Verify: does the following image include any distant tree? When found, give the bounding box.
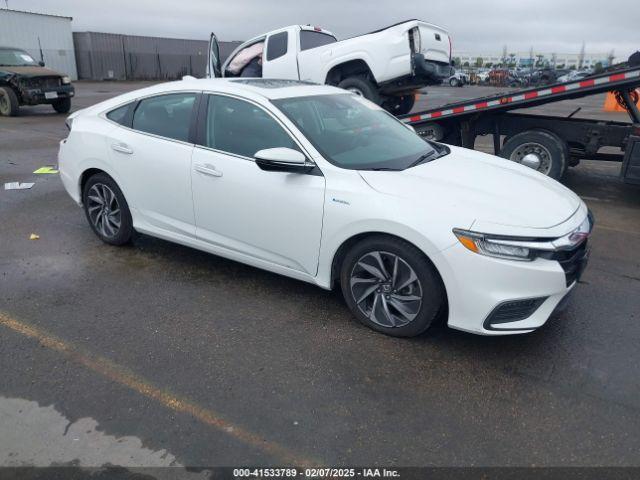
[453,57,461,68]
[463,61,470,67]
[475,57,483,68]
[508,53,516,68]
[569,65,577,70]
[485,62,493,68]
[535,54,545,67]
[556,63,565,69]
[594,61,604,73]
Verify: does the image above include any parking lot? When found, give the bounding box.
[1,81,640,470]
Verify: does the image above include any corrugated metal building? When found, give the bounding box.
[73,32,242,81]
[0,9,78,79]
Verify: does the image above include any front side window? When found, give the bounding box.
[273,94,442,170]
[0,49,38,66]
[300,31,337,51]
[204,95,299,158]
[266,32,288,61]
[132,93,196,142]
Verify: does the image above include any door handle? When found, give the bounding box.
[194,163,223,177]
[111,143,134,154]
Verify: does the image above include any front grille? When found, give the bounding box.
[25,76,61,90]
[548,240,590,286]
[484,297,548,329]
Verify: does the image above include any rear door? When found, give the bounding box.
[105,92,199,237]
[206,32,221,78]
[262,28,300,80]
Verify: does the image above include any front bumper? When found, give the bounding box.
[436,224,591,336]
[20,84,75,105]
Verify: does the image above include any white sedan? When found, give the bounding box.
[59,78,592,337]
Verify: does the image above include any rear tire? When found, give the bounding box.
[384,95,416,115]
[340,235,445,337]
[0,86,19,116]
[52,97,71,114]
[338,76,381,104]
[449,78,459,87]
[500,130,567,180]
[82,173,133,246]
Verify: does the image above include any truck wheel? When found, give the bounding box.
[0,86,19,116]
[338,77,380,104]
[449,78,459,87]
[500,130,567,180]
[52,98,71,114]
[384,95,415,115]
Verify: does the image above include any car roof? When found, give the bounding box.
[161,78,347,100]
[88,78,349,114]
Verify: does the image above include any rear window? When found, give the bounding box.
[300,31,336,51]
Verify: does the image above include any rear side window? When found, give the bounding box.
[204,95,299,158]
[106,104,131,125]
[266,32,288,61]
[132,93,197,142]
[300,31,336,51]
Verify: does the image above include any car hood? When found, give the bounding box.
[0,66,63,77]
[359,145,581,231]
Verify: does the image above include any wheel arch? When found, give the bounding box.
[328,231,449,313]
[325,58,376,85]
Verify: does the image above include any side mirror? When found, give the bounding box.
[254,148,313,173]
[38,61,45,67]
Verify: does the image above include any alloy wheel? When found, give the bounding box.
[86,183,122,238]
[350,251,423,328]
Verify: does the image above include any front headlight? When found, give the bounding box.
[61,76,71,84]
[453,229,532,261]
[453,214,593,262]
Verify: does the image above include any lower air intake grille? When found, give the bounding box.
[484,297,547,329]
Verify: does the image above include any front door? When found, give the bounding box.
[206,32,221,78]
[191,94,325,275]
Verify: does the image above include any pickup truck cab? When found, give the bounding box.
[206,20,453,114]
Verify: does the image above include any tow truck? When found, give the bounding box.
[400,55,640,183]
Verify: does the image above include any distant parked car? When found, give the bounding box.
[556,70,591,83]
[0,47,74,116]
[447,69,469,87]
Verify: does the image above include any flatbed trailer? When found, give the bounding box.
[400,62,640,182]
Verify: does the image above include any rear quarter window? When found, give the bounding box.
[106,104,131,126]
[300,31,337,51]
[266,32,288,61]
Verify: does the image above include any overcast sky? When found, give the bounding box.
[5,0,638,59]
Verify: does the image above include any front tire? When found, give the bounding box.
[52,97,71,114]
[449,78,459,87]
[340,235,445,337]
[337,76,381,105]
[0,86,19,116]
[82,173,133,245]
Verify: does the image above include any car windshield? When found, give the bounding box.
[273,94,445,170]
[0,49,38,66]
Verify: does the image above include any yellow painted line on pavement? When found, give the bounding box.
[0,311,316,466]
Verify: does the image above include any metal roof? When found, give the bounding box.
[0,8,72,20]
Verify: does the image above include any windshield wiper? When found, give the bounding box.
[407,151,437,169]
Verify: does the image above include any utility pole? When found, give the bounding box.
[578,41,585,70]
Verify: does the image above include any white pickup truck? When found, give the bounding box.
[206,20,453,114]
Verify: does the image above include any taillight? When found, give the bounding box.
[409,27,421,54]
